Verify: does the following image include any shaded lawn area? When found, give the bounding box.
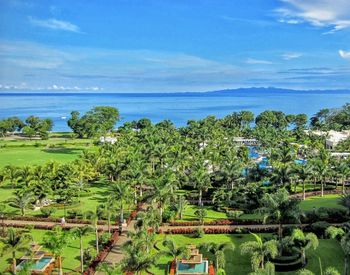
[299,194,344,211]
[151,234,344,275]
[0,182,134,219]
[0,228,96,273]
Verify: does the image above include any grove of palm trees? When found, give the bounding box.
[0,103,350,275]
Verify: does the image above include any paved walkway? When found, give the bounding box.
[95,220,137,275]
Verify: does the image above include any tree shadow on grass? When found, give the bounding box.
[41,148,83,155]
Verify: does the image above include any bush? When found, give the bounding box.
[99,232,112,247]
[162,208,176,223]
[40,207,56,218]
[67,209,83,219]
[83,248,96,266]
[226,210,244,219]
[193,227,205,238]
[310,221,331,238]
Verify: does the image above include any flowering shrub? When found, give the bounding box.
[168,219,263,226]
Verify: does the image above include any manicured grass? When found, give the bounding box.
[150,234,344,275]
[0,228,96,273]
[0,182,134,219]
[300,194,344,211]
[181,205,228,222]
[0,134,95,168]
[0,146,87,168]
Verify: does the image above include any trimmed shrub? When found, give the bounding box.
[40,207,56,218]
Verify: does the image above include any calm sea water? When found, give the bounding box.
[0,90,349,131]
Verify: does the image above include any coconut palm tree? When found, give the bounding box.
[201,242,235,270]
[258,189,301,243]
[121,238,159,275]
[162,239,188,263]
[96,262,121,275]
[43,226,71,275]
[71,225,94,274]
[194,208,207,225]
[326,225,350,275]
[86,208,102,254]
[291,229,319,265]
[3,165,20,188]
[9,191,33,216]
[337,162,350,194]
[110,181,132,234]
[240,233,278,271]
[175,195,188,220]
[191,165,211,206]
[0,228,32,274]
[296,164,313,200]
[249,262,275,275]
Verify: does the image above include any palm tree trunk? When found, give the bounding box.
[59,256,63,275]
[95,226,99,254]
[321,180,324,197]
[12,251,16,275]
[198,189,202,206]
[342,178,346,194]
[80,237,84,274]
[107,211,111,234]
[303,181,306,200]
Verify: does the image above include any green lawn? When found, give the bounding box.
[150,234,344,275]
[181,205,228,222]
[300,194,344,211]
[0,228,96,274]
[0,134,95,168]
[0,182,134,219]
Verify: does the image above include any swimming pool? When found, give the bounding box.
[177,260,208,274]
[17,256,54,271]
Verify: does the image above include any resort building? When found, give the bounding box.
[305,130,350,150]
[233,137,259,146]
[99,136,117,144]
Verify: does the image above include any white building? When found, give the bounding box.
[306,130,350,150]
[100,136,117,144]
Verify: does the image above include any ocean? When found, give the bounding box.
[0,90,349,132]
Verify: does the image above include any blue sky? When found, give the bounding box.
[0,0,349,92]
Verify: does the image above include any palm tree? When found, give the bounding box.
[0,228,32,274]
[327,225,350,275]
[162,239,188,263]
[175,195,188,220]
[201,242,235,270]
[111,182,132,234]
[194,208,207,225]
[337,162,350,194]
[258,189,301,244]
[9,191,33,216]
[249,262,275,275]
[3,165,20,188]
[97,262,121,274]
[191,166,211,206]
[71,225,94,274]
[240,233,278,271]
[291,229,319,265]
[121,239,159,275]
[86,209,101,254]
[296,164,313,200]
[42,226,71,275]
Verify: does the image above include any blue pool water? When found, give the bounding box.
[295,159,307,165]
[177,260,208,273]
[17,256,53,271]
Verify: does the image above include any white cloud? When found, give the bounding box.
[276,0,350,33]
[28,16,81,33]
[339,50,350,59]
[282,52,303,60]
[245,58,273,65]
